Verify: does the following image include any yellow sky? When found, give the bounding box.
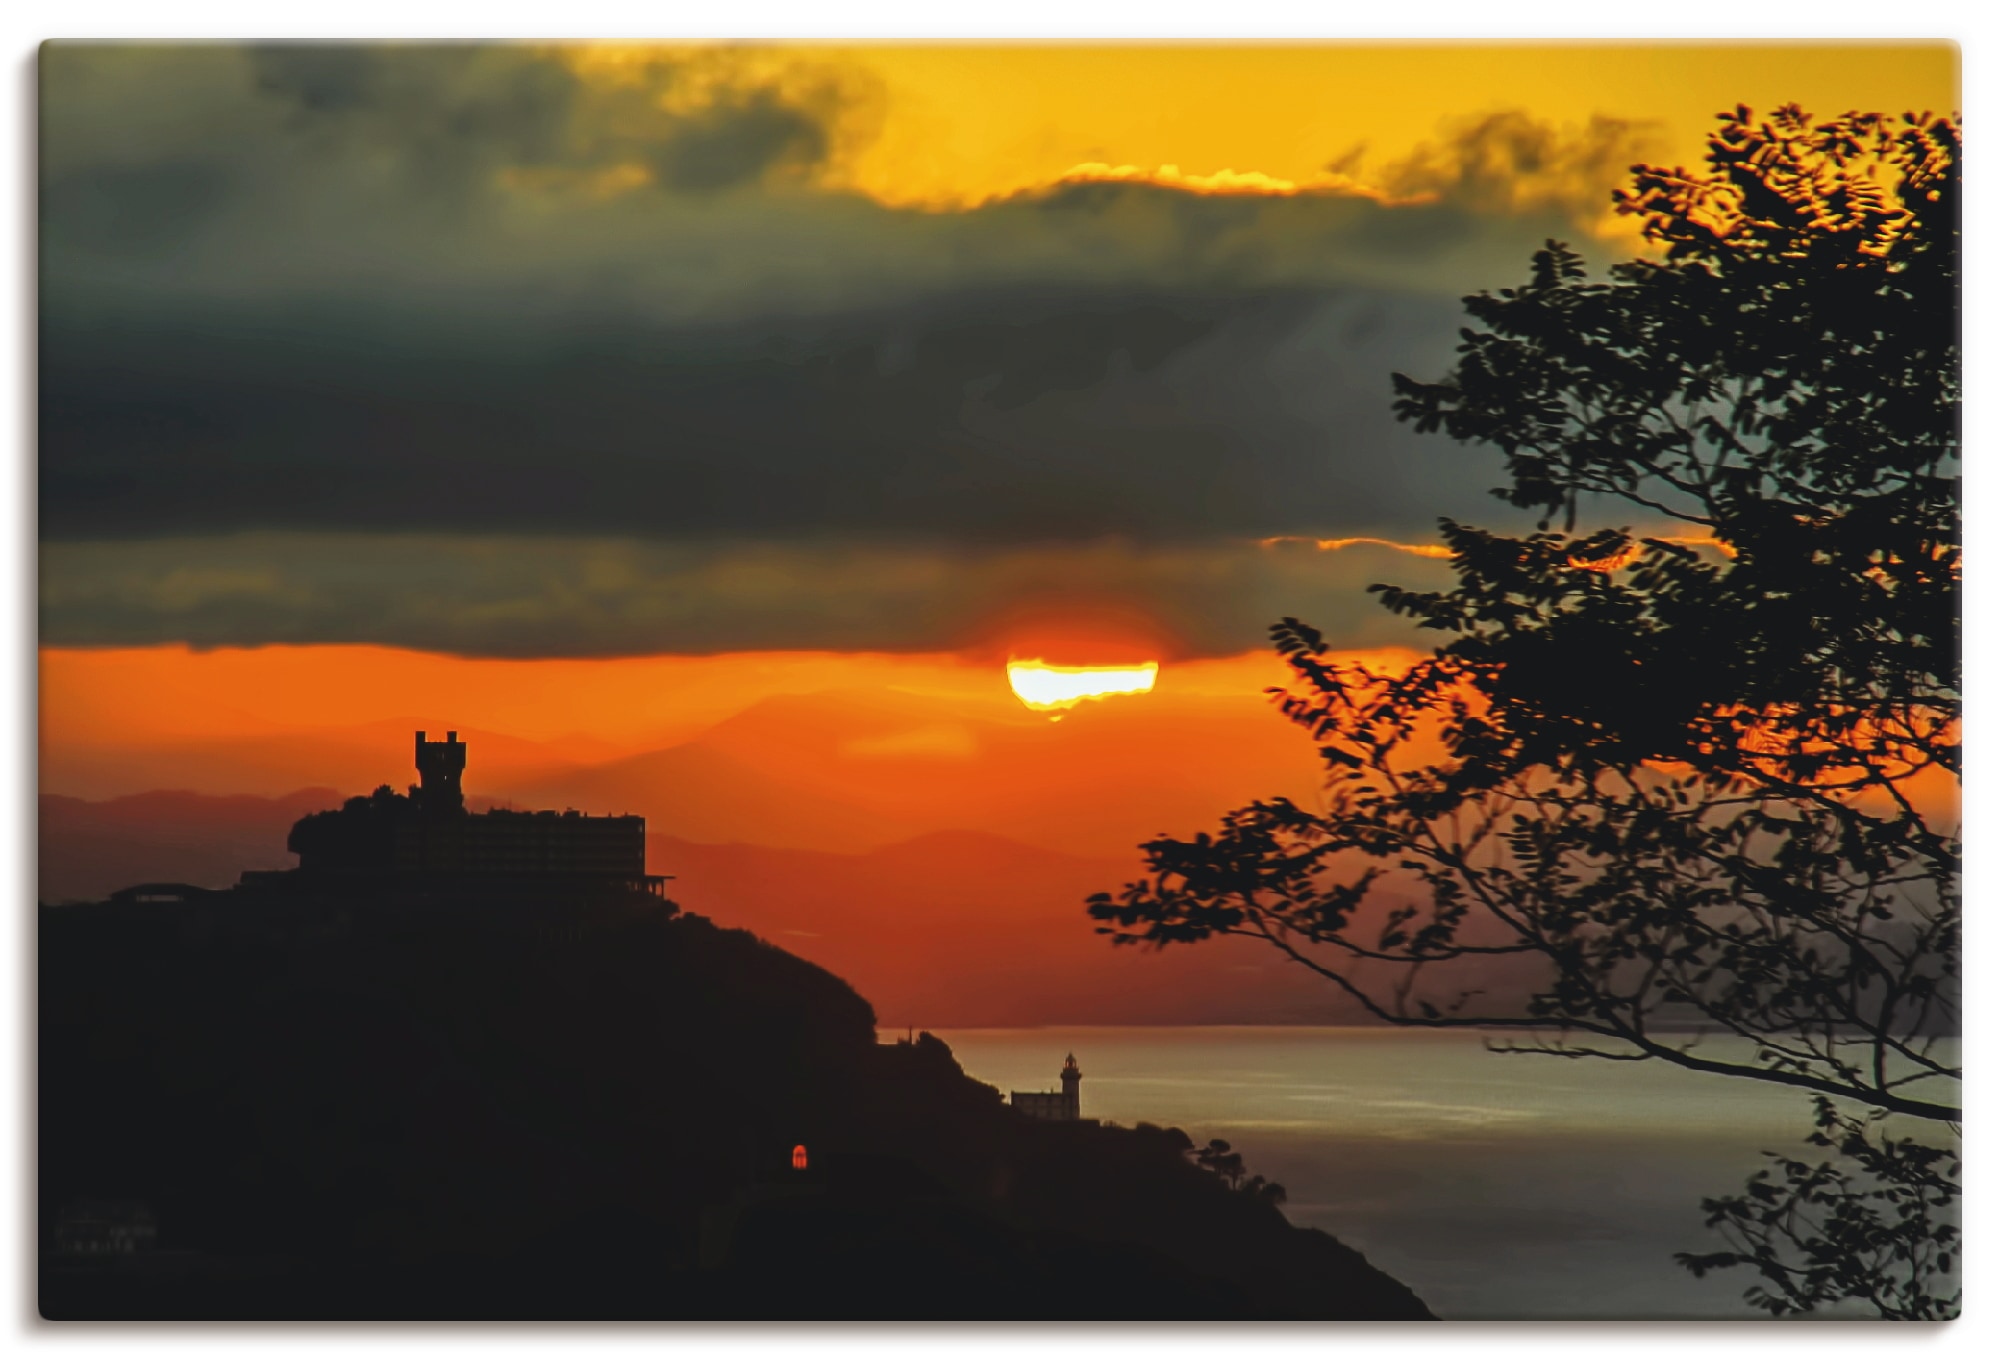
[816,43,1957,205]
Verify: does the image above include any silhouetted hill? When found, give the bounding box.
[36,792,1382,1025]
[40,886,1432,1320]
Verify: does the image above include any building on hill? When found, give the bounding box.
[1011,1054,1083,1121]
[275,730,669,897]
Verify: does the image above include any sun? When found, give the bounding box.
[1006,659,1160,714]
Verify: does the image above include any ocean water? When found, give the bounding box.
[934,1026,1960,1320]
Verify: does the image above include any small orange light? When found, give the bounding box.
[791,1144,808,1171]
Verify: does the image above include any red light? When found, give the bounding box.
[791,1144,808,1171]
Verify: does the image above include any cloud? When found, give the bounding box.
[645,85,830,192]
[40,283,1514,545]
[1372,108,1661,230]
[243,44,873,196]
[37,45,1657,657]
[1047,108,1659,233]
[40,534,1459,660]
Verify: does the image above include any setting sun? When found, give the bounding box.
[1006,659,1160,713]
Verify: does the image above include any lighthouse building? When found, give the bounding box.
[1010,1054,1083,1122]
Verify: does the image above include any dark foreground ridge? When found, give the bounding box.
[41,882,1432,1320]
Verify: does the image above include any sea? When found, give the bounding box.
[933,1026,1960,1321]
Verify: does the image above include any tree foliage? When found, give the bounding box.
[1086,106,1959,1315]
[1190,1137,1287,1207]
[287,783,414,870]
[1676,1096,1960,1319]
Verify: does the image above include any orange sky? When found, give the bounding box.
[568,43,1958,211]
[40,643,1375,846]
[40,643,1395,870]
[40,644,1314,755]
[863,44,1953,200]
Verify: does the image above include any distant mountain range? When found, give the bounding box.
[651,829,1368,1027]
[44,685,1329,858]
[39,682,1471,1024]
[38,788,344,903]
[41,719,613,805]
[490,685,1326,857]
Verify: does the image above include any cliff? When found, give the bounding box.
[40,885,1432,1320]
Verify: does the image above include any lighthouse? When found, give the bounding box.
[1008,1053,1086,1122]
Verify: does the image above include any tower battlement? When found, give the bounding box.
[414,730,467,813]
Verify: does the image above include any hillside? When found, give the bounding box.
[40,885,1433,1320]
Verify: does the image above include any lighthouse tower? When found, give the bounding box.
[1008,1053,1087,1121]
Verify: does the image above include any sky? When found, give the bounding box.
[40,42,1956,672]
[35,39,1960,869]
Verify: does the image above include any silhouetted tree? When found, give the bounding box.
[1193,1138,1247,1190]
[1243,1175,1288,1209]
[1187,1138,1286,1206]
[1676,1096,1959,1319]
[288,784,412,869]
[1089,106,1959,1317]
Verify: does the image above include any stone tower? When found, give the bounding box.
[1059,1053,1082,1121]
[414,730,467,813]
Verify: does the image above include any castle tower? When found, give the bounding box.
[414,730,467,814]
[1059,1053,1082,1121]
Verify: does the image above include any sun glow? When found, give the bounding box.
[1006,659,1160,714]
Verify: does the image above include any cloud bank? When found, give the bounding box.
[40,44,1656,657]
[40,534,1458,660]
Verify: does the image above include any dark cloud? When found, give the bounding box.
[649,86,832,192]
[38,156,235,253]
[40,282,1519,545]
[250,44,391,114]
[1376,108,1660,218]
[37,44,1653,655]
[244,45,853,196]
[39,534,1458,660]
